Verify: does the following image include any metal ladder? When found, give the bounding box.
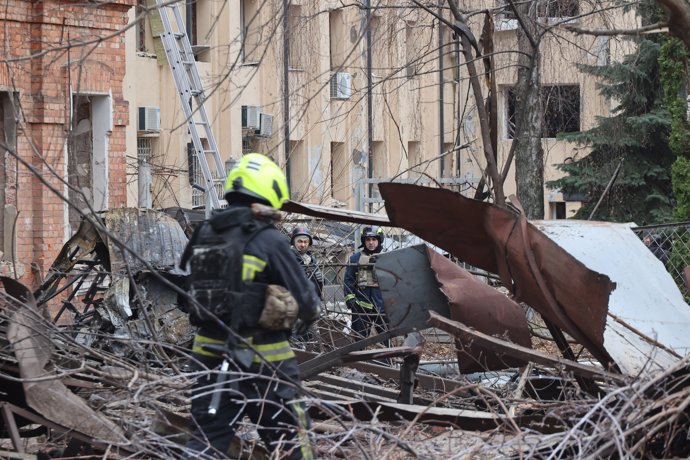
[155,0,225,210]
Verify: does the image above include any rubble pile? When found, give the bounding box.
[1,194,689,458]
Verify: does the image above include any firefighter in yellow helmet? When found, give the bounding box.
[179,153,319,459]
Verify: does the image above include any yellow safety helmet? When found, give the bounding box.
[224,153,290,209]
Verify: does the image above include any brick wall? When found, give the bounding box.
[0,0,135,287]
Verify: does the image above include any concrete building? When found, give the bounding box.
[124,1,636,219]
[0,1,637,286]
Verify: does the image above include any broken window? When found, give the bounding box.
[68,94,110,234]
[538,0,579,18]
[136,1,146,52]
[498,0,578,19]
[505,85,581,139]
[188,0,210,62]
[0,92,18,261]
[69,96,92,234]
[135,0,152,53]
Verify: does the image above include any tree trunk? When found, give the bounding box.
[513,2,544,219]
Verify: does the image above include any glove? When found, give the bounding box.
[346,299,356,311]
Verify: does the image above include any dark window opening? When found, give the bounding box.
[506,85,580,139]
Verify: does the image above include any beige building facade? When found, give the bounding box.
[124,1,637,218]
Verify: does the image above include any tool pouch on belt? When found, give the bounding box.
[259,285,299,330]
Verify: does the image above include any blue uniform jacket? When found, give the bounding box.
[343,251,384,313]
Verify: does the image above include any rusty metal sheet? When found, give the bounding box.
[2,277,127,444]
[283,201,390,225]
[102,208,189,274]
[376,244,531,372]
[378,183,617,370]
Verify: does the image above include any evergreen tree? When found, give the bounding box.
[548,38,674,225]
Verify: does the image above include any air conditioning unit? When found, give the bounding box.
[138,106,160,132]
[241,105,261,131]
[330,72,352,100]
[258,113,273,137]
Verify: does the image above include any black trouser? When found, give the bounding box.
[349,301,390,347]
[185,352,313,459]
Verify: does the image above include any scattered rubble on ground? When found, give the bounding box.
[1,186,690,459]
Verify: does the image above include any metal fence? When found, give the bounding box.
[632,221,690,300]
[279,212,489,359]
[280,211,690,355]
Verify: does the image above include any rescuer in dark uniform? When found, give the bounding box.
[180,153,320,459]
[343,225,388,341]
[290,225,324,300]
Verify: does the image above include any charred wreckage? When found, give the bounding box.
[1,183,690,459]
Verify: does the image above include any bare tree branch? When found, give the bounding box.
[563,21,670,38]
[657,0,690,49]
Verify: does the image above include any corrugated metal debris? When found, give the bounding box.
[1,188,689,458]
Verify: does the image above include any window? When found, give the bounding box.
[329,9,345,71]
[136,0,148,53]
[441,24,459,83]
[499,0,578,19]
[496,0,578,30]
[187,138,211,208]
[372,141,386,179]
[137,137,152,164]
[405,24,421,78]
[370,16,388,77]
[0,92,17,260]
[549,201,566,219]
[288,140,306,200]
[287,5,305,70]
[330,142,348,203]
[505,85,580,139]
[137,138,154,208]
[538,0,579,18]
[69,94,110,234]
[241,0,260,64]
[189,0,210,62]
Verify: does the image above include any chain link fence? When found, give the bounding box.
[279,212,493,360]
[280,212,690,355]
[632,222,690,301]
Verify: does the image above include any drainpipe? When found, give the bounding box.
[438,6,445,178]
[366,0,373,212]
[283,0,291,188]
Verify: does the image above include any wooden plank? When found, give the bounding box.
[428,311,626,384]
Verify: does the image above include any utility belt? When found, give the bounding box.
[188,282,299,332]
